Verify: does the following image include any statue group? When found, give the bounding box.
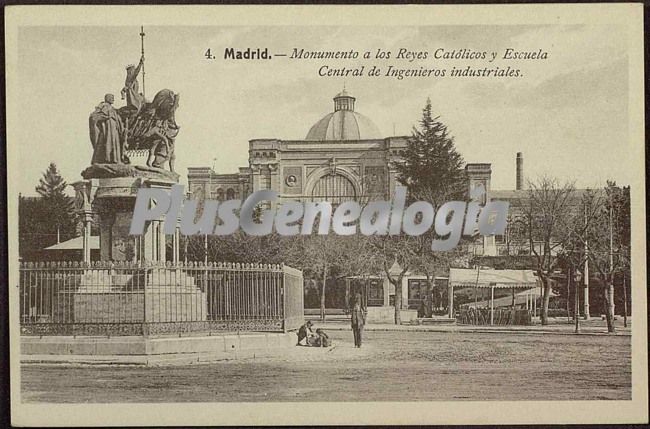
[88,55,180,172]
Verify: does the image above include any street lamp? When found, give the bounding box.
[205,158,217,265]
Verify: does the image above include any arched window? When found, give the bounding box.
[226,188,235,200]
[310,173,356,205]
[216,188,224,201]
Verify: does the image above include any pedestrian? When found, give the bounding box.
[418,299,426,318]
[351,293,365,348]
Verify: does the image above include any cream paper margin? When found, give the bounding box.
[5,4,647,426]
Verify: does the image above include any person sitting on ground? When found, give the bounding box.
[297,321,316,346]
[315,328,331,347]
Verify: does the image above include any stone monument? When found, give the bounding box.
[70,39,205,324]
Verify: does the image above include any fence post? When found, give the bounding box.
[142,261,148,337]
[490,285,494,326]
[282,264,287,333]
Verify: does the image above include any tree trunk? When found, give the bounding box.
[393,277,402,325]
[320,266,328,321]
[573,265,580,333]
[609,281,616,321]
[425,278,434,318]
[540,276,551,325]
[603,280,616,333]
[622,274,628,328]
[566,272,571,324]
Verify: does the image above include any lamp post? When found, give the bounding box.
[583,205,590,319]
[184,190,191,264]
[573,266,580,333]
[205,158,217,265]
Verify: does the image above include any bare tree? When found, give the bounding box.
[515,177,576,325]
[368,234,417,324]
[573,183,630,333]
[557,189,603,332]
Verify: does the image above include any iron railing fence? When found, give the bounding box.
[457,307,532,326]
[19,261,304,336]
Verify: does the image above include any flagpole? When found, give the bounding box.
[140,26,146,98]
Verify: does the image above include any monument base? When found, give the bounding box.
[81,163,179,182]
[73,168,179,264]
[21,332,296,366]
[72,270,207,323]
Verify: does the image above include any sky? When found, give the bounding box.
[13,24,631,196]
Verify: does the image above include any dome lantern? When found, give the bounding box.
[306,90,382,141]
[333,89,355,112]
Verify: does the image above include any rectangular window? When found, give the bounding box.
[367,279,383,307]
[408,279,428,308]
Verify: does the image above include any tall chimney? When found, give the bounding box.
[516,152,524,190]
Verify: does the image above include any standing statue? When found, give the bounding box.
[89,94,129,164]
[145,118,179,172]
[121,56,145,113]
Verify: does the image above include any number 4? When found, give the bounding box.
[205,48,213,59]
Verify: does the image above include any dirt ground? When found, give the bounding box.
[21,330,631,402]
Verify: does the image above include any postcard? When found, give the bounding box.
[5,4,647,426]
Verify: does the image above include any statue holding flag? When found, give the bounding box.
[86,26,181,174]
[121,56,145,113]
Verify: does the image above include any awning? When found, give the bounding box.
[45,236,99,251]
[449,268,538,289]
[462,286,557,308]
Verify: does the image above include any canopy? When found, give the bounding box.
[45,236,99,251]
[448,268,538,289]
[462,286,557,309]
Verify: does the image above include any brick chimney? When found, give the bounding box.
[516,152,524,191]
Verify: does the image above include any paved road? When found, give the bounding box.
[21,330,630,402]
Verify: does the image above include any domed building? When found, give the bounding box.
[188,89,497,322]
[188,90,412,206]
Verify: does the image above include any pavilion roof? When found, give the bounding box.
[45,236,99,251]
[449,268,538,289]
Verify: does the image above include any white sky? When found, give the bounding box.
[14,24,631,195]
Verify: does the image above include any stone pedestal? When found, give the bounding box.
[73,165,180,264]
[142,270,208,322]
[72,269,207,323]
[70,164,207,325]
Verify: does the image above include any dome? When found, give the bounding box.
[305,91,382,140]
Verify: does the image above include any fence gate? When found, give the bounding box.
[282,264,304,332]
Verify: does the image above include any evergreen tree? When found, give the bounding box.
[19,195,49,260]
[371,99,468,323]
[396,98,466,203]
[397,99,468,317]
[33,163,76,246]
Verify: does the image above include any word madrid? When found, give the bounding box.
[129,185,509,251]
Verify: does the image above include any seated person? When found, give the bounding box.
[297,321,316,346]
[315,328,331,347]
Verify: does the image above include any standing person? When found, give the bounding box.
[351,293,365,348]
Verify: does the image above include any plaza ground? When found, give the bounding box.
[21,329,630,402]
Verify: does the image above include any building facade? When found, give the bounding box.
[188,90,502,321]
[188,90,416,206]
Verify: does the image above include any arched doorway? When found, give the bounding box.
[310,173,357,205]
